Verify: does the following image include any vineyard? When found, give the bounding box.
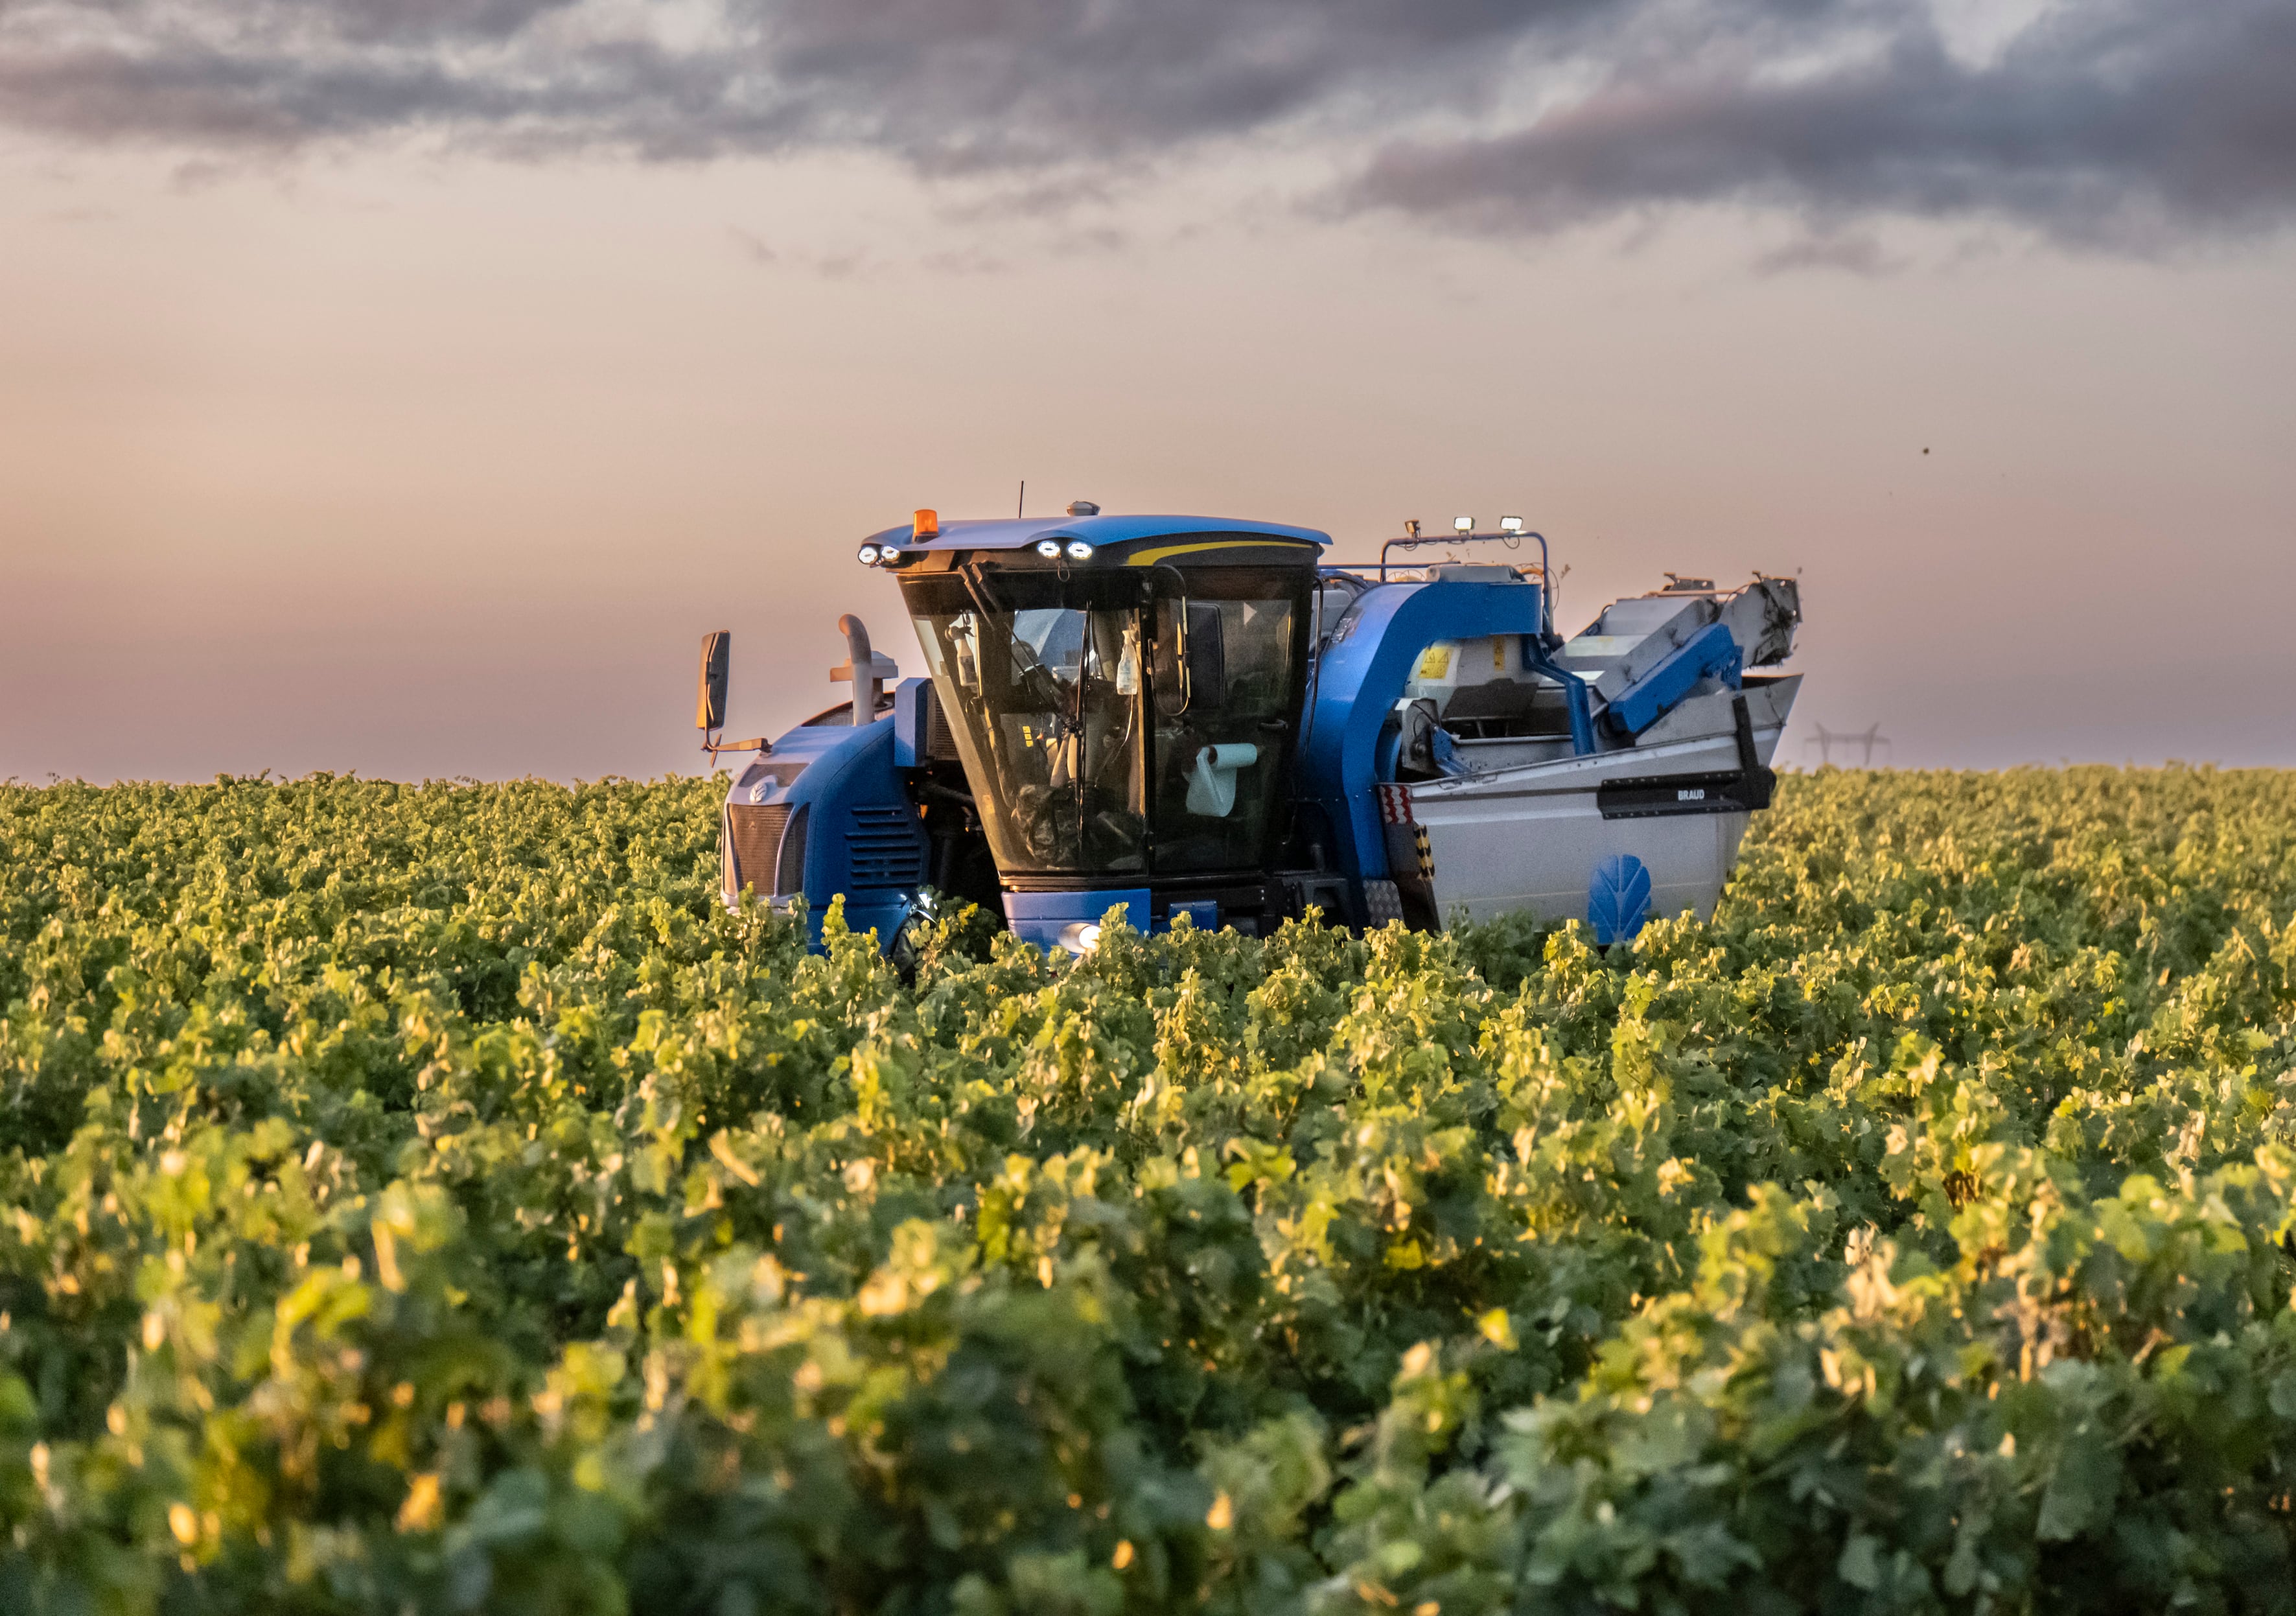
[3,767,2295,1613]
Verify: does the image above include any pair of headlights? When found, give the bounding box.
[855,539,1096,567]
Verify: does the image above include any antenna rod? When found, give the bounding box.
[1017,480,1025,519]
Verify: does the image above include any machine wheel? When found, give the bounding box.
[887,896,932,979]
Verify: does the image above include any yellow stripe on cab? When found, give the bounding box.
[1125,539,1317,567]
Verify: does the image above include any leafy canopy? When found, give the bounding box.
[2,767,2295,1613]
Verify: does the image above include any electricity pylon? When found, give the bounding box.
[1805,723,1892,767]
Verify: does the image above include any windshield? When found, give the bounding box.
[906,566,1306,880]
[913,585,1148,873]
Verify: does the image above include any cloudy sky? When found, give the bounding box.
[4,0,2291,779]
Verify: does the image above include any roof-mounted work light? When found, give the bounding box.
[1065,541,1095,561]
[877,548,904,566]
[1453,515,1475,533]
[1500,515,1525,533]
[856,544,881,565]
[1035,539,1063,559]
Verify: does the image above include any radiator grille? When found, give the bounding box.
[846,804,926,889]
[725,803,791,900]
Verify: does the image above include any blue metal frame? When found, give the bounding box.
[1520,641,1597,755]
[730,716,927,948]
[1603,622,1743,735]
[1296,579,1547,883]
[1003,889,1152,952]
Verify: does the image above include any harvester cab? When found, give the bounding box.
[699,504,1801,954]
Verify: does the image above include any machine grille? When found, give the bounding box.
[846,804,926,889]
[725,804,790,900]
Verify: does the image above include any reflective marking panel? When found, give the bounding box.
[1124,539,1319,567]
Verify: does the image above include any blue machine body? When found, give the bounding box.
[890,677,933,769]
[721,716,926,947]
[717,511,1799,954]
[1002,888,1152,953]
[1603,621,1743,735]
[1296,578,1546,882]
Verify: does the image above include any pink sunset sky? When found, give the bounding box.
[3,0,2291,780]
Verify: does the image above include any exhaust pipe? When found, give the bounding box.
[832,614,898,725]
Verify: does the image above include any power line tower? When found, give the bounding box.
[1805,723,1892,767]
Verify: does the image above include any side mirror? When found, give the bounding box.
[697,631,729,731]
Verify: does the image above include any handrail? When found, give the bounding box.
[1374,528,1536,583]
[1329,529,1560,646]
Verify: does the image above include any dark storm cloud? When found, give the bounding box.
[1346,0,2296,246]
[0,0,1597,163]
[2,0,2291,245]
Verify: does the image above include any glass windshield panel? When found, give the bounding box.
[911,580,1146,875]
[907,565,1305,880]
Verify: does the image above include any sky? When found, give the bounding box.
[2,0,2292,782]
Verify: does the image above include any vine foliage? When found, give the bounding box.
[1,767,2295,1613]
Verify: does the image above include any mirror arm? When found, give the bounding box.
[703,734,771,765]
